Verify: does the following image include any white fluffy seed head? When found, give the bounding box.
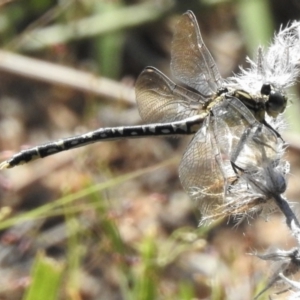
[228,21,300,95]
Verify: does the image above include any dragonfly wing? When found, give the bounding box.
[135,66,207,123]
[171,11,223,96]
[179,117,230,217]
[179,96,281,219]
[231,121,281,180]
[214,96,286,212]
[212,96,279,168]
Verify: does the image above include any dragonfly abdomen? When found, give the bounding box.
[0,115,204,169]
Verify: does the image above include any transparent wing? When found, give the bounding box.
[179,118,228,216]
[212,96,259,159]
[213,96,279,168]
[171,11,223,96]
[135,67,207,123]
[179,96,279,218]
[232,122,279,171]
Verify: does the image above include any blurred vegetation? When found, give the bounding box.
[0,0,298,299]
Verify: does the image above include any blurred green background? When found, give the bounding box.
[0,0,299,299]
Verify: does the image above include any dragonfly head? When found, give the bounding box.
[261,83,287,118]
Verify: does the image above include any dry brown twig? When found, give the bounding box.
[0,50,136,104]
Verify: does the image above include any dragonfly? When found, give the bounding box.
[0,11,289,221]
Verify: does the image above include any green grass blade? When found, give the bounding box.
[23,252,64,300]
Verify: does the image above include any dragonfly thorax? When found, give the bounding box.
[228,84,287,123]
[230,89,266,122]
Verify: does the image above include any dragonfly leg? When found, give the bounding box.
[230,160,244,175]
[230,126,252,168]
[262,119,284,142]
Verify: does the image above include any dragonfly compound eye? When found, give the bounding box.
[260,83,271,95]
[266,91,287,118]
